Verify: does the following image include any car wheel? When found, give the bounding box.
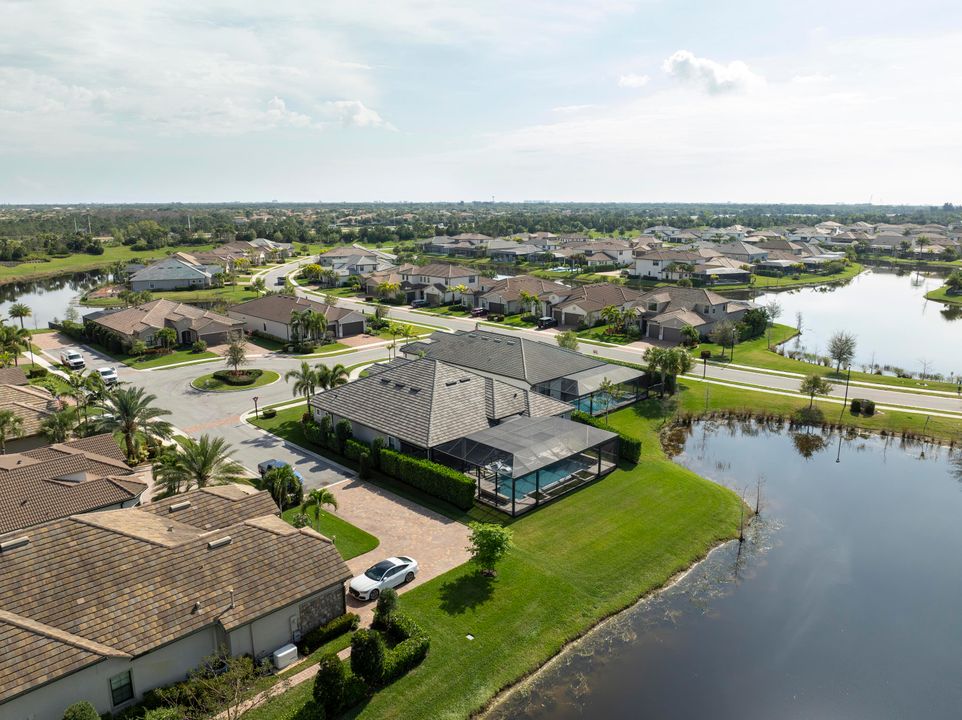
[405,572,415,584]
[369,589,379,601]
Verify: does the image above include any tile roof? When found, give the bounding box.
[0,488,350,702]
[88,299,243,338]
[553,283,644,312]
[229,294,361,326]
[401,329,607,385]
[309,358,570,449]
[480,275,571,303]
[0,383,57,437]
[402,263,476,279]
[141,485,280,530]
[0,367,28,386]
[0,434,147,534]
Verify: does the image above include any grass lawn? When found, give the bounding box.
[81,284,259,308]
[296,341,350,356]
[413,304,471,317]
[577,323,641,344]
[696,324,960,393]
[280,504,379,560]
[246,402,743,720]
[191,369,280,392]
[728,262,863,290]
[0,244,214,285]
[924,285,962,305]
[247,334,286,352]
[114,347,219,369]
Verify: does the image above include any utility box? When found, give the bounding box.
[273,643,298,670]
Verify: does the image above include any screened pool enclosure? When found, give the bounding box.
[434,416,619,516]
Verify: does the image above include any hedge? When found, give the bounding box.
[298,612,360,655]
[384,449,475,510]
[212,369,263,386]
[571,410,641,463]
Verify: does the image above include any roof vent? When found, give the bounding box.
[394,382,405,389]
[458,378,470,384]
[506,341,516,345]
[380,378,391,384]
[0,536,30,552]
[207,536,232,550]
[409,387,421,394]
[169,500,191,513]
[445,380,457,387]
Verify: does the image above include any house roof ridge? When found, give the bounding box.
[0,609,130,659]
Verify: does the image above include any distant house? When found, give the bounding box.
[0,382,58,451]
[0,434,148,534]
[718,241,769,264]
[422,233,494,257]
[477,275,572,316]
[317,245,394,282]
[229,294,367,340]
[86,299,244,348]
[0,484,351,718]
[550,283,644,327]
[633,248,721,280]
[632,287,754,343]
[397,263,479,305]
[401,329,648,415]
[485,238,542,262]
[129,256,219,292]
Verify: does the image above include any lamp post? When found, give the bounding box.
[838,364,852,422]
[253,396,260,420]
[701,350,711,411]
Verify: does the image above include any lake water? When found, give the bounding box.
[0,272,107,328]
[487,421,962,720]
[755,269,961,378]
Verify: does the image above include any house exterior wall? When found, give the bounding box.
[228,312,293,341]
[130,276,210,292]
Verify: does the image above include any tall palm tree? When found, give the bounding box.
[303,487,338,530]
[284,361,319,402]
[7,303,31,329]
[303,310,328,345]
[63,369,93,434]
[0,409,24,454]
[97,387,173,461]
[258,464,301,511]
[155,435,246,496]
[0,324,29,367]
[40,408,76,443]
[316,362,349,391]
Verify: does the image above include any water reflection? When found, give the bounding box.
[488,423,962,720]
[0,272,106,327]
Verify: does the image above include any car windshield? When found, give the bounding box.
[364,561,395,580]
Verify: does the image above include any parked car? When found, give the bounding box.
[348,556,419,601]
[257,459,304,481]
[59,348,85,370]
[470,307,487,317]
[537,316,558,329]
[96,367,118,385]
[275,276,286,286]
[410,299,428,308]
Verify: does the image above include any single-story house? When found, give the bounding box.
[402,329,648,415]
[86,299,245,348]
[485,239,542,262]
[477,275,572,316]
[718,241,769,264]
[0,434,148,535]
[551,283,645,327]
[228,294,367,340]
[421,234,494,257]
[317,245,395,282]
[631,287,754,343]
[0,382,59,452]
[0,484,351,719]
[130,256,220,292]
[309,358,617,515]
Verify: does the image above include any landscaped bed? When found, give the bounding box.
[191,369,280,392]
[280,504,379,560]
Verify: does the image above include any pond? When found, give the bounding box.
[0,271,108,328]
[487,421,962,720]
[755,268,961,378]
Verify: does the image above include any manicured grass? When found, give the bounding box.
[247,405,743,720]
[414,304,471,317]
[577,323,641,344]
[128,348,220,369]
[0,244,214,284]
[280,504,379,560]
[925,285,962,305]
[82,284,259,308]
[191,369,280,392]
[695,324,959,393]
[729,262,863,290]
[247,335,286,352]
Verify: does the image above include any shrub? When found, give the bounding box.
[383,635,431,683]
[380,449,474,509]
[191,339,208,353]
[298,613,360,654]
[850,398,863,415]
[379,448,400,478]
[62,701,99,720]
[312,654,346,716]
[372,588,398,629]
[340,670,371,711]
[370,436,384,468]
[793,405,825,425]
[335,419,353,451]
[27,365,48,379]
[261,408,277,419]
[130,339,148,357]
[861,399,876,416]
[571,410,641,463]
[212,368,263,386]
[144,709,183,720]
[344,438,369,462]
[358,450,372,480]
[350,629,386,686]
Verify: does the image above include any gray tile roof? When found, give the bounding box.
[309,358,570,449]
[229,294,362,326]
[402,330,606,385]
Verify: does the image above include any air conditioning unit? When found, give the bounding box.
[273,643,298,670]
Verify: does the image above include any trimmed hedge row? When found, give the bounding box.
[381,449,475,510]
[212,369,263,386]
[349,612,429,687]
[571,410,641,463]
[298,612,360,655]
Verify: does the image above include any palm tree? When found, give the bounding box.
[597,377,621,424]
[7,303,31,329]
[97,387,173,461]
[518,290,539,318]
[0,409,24,453]
[600,304,621,331]
[303,487,338,530]
[376,281,400,300]
[450,284,469,307]
[661,347,694,395]
[303,310,328,345]
[258,464,301,511]
[316,362,349,391]
[155,435,246,496]
[40,408,76,443]
[0,324,29,366]
[643,346,669,396]
[63,370,92,433]
[285,361,319,402]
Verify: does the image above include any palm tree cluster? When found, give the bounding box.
[600,305,638,336]
[643,346,694,396]
[284,361,350,403]
[155,435,246,497]
[97,386,173,461]
[0,322,30,367]
[290,309,328,348]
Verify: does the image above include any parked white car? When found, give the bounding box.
[96,367,118,385]
[348,556,419,601]
[59,348,85,370]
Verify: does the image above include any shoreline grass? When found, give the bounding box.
[924,285,962,306]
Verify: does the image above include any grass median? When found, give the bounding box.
[191,369,280,392]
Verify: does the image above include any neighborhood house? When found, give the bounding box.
[228,294,367,341]
[85,299,245,349]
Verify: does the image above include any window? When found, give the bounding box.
[109,670,134,706]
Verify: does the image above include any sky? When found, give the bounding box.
[2,0,961,205]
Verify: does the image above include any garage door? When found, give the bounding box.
[340,321,365,337]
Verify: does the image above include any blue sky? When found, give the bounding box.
[2,0,961,204]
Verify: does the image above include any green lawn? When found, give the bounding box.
[246,404,743,720]
[280,505,379,560]
[413,304,471,317]
[82,284,259,308]
[731,262,863,290]
[0,244,214,284]
[577,323,641,344]
[695,324,959,393]
[191,369,280,392]
[924,285,962,305]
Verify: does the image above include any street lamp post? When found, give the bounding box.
[838,364,852,422]
[253,396,260,420]
[701,350,711,411]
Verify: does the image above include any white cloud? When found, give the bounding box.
[552,104,598,113]
[617,73,649,88]
[662,50,763,94]
[324,100,394,129]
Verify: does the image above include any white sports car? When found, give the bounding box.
[348,556,419,601]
